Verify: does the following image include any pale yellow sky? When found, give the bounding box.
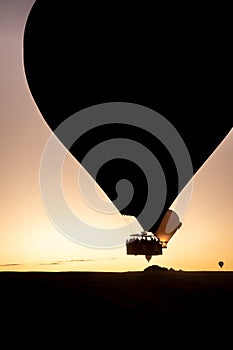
[0,1,232,272]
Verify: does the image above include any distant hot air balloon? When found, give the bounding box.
[218,261,224,269]
[154,210,182,247]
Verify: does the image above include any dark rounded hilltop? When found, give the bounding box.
[144,264,177,272]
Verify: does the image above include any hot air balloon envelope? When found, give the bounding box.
[218,261,224,268]
[24,1,232,235]
[154,210,182,247]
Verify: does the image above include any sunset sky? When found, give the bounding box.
[1,1,232,272]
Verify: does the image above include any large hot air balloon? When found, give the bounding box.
[23,1,232,242]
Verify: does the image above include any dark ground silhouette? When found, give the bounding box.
[1,269,233,330]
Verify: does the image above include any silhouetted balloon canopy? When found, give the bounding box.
[218,261,224,268]
[24,1,232,233]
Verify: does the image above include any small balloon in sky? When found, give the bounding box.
[218,261,224,268]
